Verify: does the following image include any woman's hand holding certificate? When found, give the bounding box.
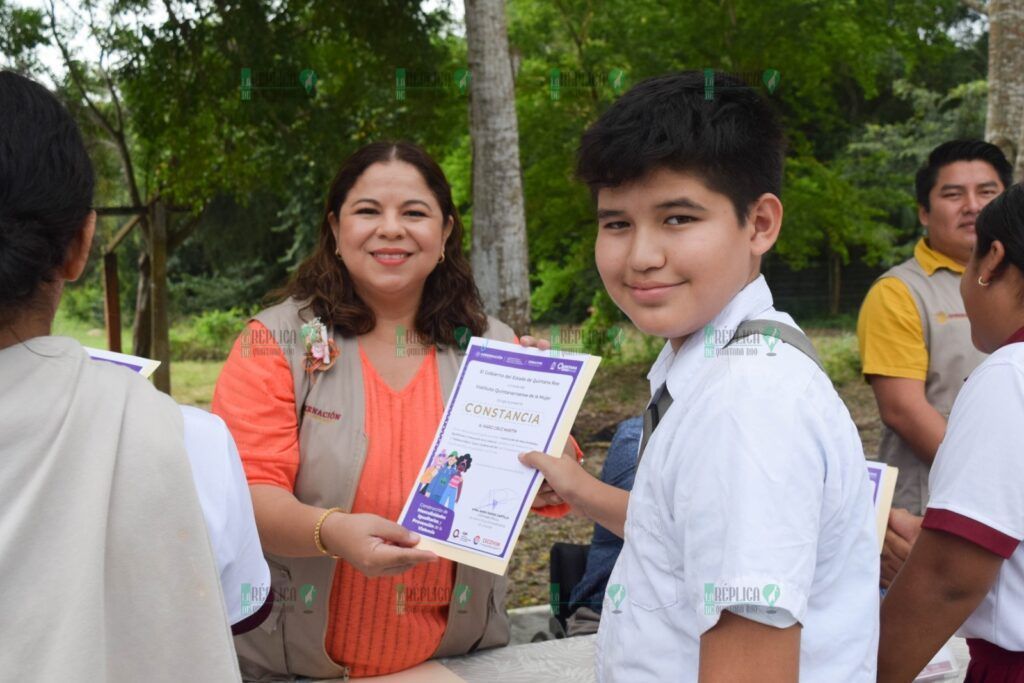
[321,512,438,577]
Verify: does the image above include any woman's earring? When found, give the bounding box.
[979,276,990,287]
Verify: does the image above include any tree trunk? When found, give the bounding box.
[984,0,1024,181]
[132,248,152,358]
[465,0,532,334]
[150,200,171,393]
[829,251,842,317]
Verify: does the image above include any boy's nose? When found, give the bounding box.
[627,227,667,270]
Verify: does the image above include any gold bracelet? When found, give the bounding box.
[314,507,343,559]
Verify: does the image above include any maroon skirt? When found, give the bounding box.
[966,639,1024,683]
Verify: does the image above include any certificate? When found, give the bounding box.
[866,461,898,553]
[397,337,600,575]
[85,346,161,378]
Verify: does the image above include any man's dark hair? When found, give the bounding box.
[915,140,1013,211]
[0,70,95,321]
[975,183,1024,283]
[576,70,786,223]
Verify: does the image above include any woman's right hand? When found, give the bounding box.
[321,512,439,577]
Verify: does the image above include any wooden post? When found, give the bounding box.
[102,251,121,353]
[150,200,171,394]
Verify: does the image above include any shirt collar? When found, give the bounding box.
[647,274,775,403]
[1001,326,1024,348]
[915,237,966,275]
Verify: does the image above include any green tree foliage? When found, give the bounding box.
[2,0,990,329]
[839,79,988,255]
[506,0,984,321]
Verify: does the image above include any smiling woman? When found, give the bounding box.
[210,141,575,680]
[278,141,487,344]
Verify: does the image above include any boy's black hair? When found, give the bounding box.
[0,71,95,319]
[915,140,1013,211]
[576,70,786,223]
[975,183,1024,283]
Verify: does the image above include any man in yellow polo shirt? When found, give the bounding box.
[858,140,1013,515]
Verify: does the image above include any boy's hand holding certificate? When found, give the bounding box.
[397,337,600,575]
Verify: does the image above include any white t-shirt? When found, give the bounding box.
[595,275,880,683]
[924,340,1024,650]
[180,406,271,631]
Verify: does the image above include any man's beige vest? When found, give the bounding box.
[876,257,986,515]
[235,298,516,681]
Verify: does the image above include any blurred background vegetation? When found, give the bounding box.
[2,0,994,356]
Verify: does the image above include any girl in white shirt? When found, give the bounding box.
[879,182,1024,683]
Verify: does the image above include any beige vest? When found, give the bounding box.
[0,337,241,682]
[876,258,987,514]
[235,298,516,681]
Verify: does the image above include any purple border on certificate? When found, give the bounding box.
[92,357,145,373]
[866,463,882,505]
[400,343,584,559]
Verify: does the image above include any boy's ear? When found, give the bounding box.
[747,193,783,257]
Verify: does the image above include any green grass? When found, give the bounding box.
[53,307,226,408]
[51,308,129,348]
[172,360,225,409]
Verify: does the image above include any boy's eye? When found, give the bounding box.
[601,221,630,230]
[666,215,696,225]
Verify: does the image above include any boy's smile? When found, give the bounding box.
[594,167,782,350]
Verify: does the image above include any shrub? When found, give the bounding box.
[816,333,862,386]
[170,307,247,361]
[61,280,106,326]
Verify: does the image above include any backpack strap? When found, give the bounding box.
[636,319,824,468]
[726,319,824,372]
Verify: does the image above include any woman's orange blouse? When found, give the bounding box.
[212,321,575,676]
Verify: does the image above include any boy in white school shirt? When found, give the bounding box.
[521,71,880,682]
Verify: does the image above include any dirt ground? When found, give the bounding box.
[505,360,883,608]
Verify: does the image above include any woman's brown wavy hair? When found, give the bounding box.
[271,141,488,345]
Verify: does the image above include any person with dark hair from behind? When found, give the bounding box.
[0,70,269,681]
[878,183,1024,682]
[520,70,878,682]
[563,416,642,637]
[858,141,1011,530]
